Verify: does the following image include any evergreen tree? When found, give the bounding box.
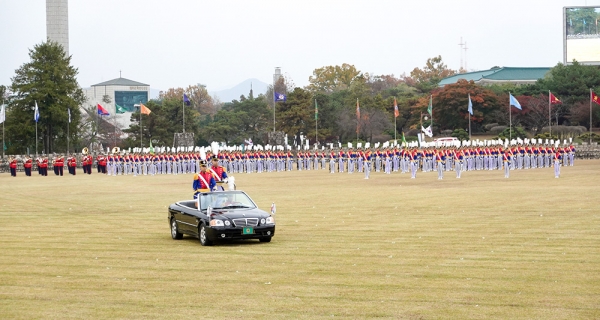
[8,40,85,154]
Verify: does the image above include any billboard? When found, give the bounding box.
[114,91,148,112]
[564,6,600,65]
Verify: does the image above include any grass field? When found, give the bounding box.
[1,161,599,319]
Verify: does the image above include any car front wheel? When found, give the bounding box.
[199,224,213,246]
[171,219,183,240]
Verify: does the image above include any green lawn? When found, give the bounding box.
[0,161,599,319]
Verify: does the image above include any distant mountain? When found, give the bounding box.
[211,78,269,103]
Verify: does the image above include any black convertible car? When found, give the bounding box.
[168,190,275,246]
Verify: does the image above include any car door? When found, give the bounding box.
[176,206,196,234]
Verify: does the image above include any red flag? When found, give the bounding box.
[394,98,399,118]
[97,103,109,115]
[592,91,600,106]
[549,92,561,104]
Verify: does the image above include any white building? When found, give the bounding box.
[82,77,150,129]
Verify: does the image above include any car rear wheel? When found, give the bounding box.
[259,236,272,243]
[171,218,183,240]
[199,224,213,246]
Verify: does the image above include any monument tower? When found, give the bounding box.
[46,0,69,55]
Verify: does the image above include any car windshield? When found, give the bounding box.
[199,191,257,210]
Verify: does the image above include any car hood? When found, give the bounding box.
[211,208,270,219]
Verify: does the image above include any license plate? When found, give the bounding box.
[242,227,254,235]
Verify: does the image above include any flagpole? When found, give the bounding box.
[182,94,185,133]
[548,90,552,137]
[2,99,4,158]
[140,101,143,148]
[67,112,70,156]
[315,99,318,146]
[468,112,471,141]
[35,101,38,157]
[356,98,359,145]
[430,95,433,137]
[394,97,397,142]
[591,88,593,144]
[113,110,116,148]
[509,92,512,141]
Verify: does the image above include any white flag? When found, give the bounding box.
[68,108,71,123]
[0,104,5,124]
[421,125,433,138]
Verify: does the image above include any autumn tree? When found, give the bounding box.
[415,79,500,133]
[160,84,217,117]
[410,55,456,93]
[515,95,553,134]
[307,63,364,93]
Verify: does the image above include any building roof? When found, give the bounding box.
[91,77,149,87]
[481,67,551,81]
[439,67,551,86]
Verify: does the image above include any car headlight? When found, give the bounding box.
[260,218,266,225]
[210,219,224,227]
[224,220,231,226]
[266,216,275,224]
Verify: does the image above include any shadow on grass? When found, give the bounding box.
[176,235,266,247]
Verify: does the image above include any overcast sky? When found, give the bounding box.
[2,0,600,93]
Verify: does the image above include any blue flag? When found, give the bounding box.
[183,93,191,106]
[34,101,40,122]
[467,93,473,115]
[509,93,522,110]
[274,92,287,102]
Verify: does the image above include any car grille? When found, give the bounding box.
[232,218,259,227]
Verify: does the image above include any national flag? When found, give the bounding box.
[97,103,110,116]
[68,108,71,123]
[549,92,561,104]
[421,125,433,138]
[509,93,522,110]
[34,101,40,122]
[315,100,318,120]
[116,104,127,114]
[401,132,407,146]
[356,98,360,119]
[149,140,154,155]
[274,92,287,102]
[0,104,5,124]
[592,91,600,105]
[468,93,473,115]
[183,93,191,106]
[140,103,152,115]
[270,202,276,214]
[394,98,399,118]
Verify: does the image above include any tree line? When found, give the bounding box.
[3,41,600,155]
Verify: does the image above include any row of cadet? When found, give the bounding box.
[6,144,576,179]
